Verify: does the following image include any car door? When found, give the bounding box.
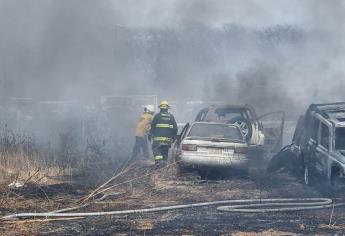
[315,120,332,176]
[306,114,320,173]
[258,111,285,153]
[169,123,190,163]
[194,108,209,122]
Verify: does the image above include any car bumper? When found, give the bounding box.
[179,154,248,169]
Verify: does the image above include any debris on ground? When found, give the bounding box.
[8,181,23,189]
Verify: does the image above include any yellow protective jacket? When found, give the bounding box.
[135,112,153,137]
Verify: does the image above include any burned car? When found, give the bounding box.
[291,102,345,188]
[269,102,345,189]
[194,104,285,153]
[173,122,249,173]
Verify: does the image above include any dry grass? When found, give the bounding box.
[132,219,155,230]
[0,126,70,186]
[318,223,345,230]
[0,121,131,187]
[0,158,67,190]
[0,221,40,236]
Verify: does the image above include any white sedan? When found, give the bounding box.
[174,122,249,172]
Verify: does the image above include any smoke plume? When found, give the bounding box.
[0,0,344,116]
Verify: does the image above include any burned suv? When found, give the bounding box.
[291,102,345,188]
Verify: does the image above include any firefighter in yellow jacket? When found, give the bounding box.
[131,105,155,160]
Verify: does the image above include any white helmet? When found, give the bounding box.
[144,105,155,113]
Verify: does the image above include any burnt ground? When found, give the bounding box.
[1,159,345,235]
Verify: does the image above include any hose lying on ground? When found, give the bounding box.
[2,198,345,220]
[49,191,124,214]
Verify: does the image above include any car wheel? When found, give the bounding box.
[228,117,253,141]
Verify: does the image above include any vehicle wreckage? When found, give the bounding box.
[170,104,285,174]
[268,102,345,189]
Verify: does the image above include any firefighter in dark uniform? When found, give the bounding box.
[150,100,178,167]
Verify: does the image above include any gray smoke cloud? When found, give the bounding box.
[0,0,344,117]
[1,0,345,177]
[110,0,345,30]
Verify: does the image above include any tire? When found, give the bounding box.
[228,117,253,141]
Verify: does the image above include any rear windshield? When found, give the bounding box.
[335,127,345,150]
[187,123,243,140]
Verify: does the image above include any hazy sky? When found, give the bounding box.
[109,0,345,30]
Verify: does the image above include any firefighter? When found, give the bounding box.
[150,100,178,167]
[131,105,155,160]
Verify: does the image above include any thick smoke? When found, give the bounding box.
[0,0,344,113]
[0,0,344,180]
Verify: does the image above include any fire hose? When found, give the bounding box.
[2,160,344,220]
[2,198,345,220]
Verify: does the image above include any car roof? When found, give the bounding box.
[206,103,252,109]
[192,122,239,128]
[308,102,345,124]
[201,104,257,116]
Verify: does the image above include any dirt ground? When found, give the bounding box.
[1,159,345,236]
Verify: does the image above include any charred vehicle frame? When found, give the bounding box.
[289,102,345,188]
[194,104,285,154]
[169,104,285,176]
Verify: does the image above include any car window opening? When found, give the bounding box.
[187,123,243,140]
[335,127,345,150]
[310,117,319,141]
[215,108,249,122]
